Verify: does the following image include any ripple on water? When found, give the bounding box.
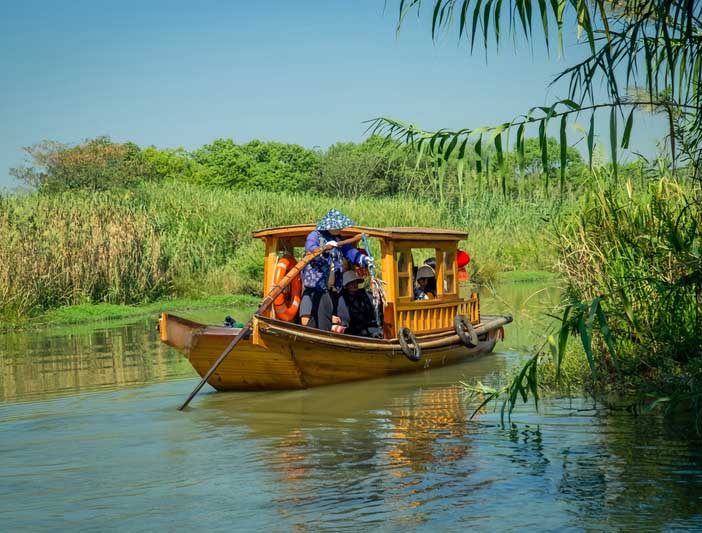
[2,306,702,530]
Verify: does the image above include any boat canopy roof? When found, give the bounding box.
[251,224,467,242]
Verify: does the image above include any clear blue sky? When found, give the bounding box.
[0,0,666,189]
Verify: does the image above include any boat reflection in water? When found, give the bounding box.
[0,318,195,403]
[191,356,504,527]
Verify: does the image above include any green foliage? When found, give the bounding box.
[504,137,587,188]
[317,136,418,197]
[19,294,258,330]
[10,136,161,192]
[140,146,204,181]
[380,0,702,191]
[467,176,702,427]
[189,138,320,192]
[0,181,555,321]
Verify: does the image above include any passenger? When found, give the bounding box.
[423,258,438,295]
[414,264,436,300]
[299,209,372,331]
[336,270,382,338]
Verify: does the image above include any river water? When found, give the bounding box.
[1,283,701,531]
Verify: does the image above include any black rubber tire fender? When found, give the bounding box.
[454,315,478,347]
[398,326,421,362]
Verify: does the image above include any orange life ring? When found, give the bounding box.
[273,255,302,322]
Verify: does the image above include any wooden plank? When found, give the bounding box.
[252,225,467,241]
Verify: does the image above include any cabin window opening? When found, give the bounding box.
[395,250,413,298]
[278,240,294,257]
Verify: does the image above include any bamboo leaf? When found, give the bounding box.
[556,305,571,383]
[494,132,504,166]
[444,134,459,161]
[538,0,549,51]
[471,0,484,50]
[548,334,558,367]
[560,99,581,111]
[516,123,525,173]
[539,120,549,190]
[595,303,619,371]
[621,108,634,149]
[475,135,483,174]
[516,0,529,38]
[610,107,618,179]
[459,0,469,39]
[483,0,493,49]
[528,357,539,408]
[578,314,598,381]
[431,1,442,39]
[494,0,503,48]
[587,113,595,170]
[559,114,567,196]
[456,138,469,181]
[415,139,427,168]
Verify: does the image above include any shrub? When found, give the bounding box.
[189,138,319,192]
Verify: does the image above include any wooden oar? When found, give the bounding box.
[177,233,363,410]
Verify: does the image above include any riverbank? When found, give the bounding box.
[0,294,259,333]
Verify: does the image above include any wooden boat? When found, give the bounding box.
[159,224,512,391]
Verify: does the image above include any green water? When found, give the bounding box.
[1,282,701,531]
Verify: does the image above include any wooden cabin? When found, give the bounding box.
[251,225,480,339]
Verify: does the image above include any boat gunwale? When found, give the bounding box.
[254,313,510,350]
[161,312,511,345]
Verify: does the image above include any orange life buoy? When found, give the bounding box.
[273,255,302,322]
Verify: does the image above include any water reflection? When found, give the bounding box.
[555,410,702,530]
[476,280,562,354]
[0,305,255,403]
[193,361,505,529]
[0,319,192,402]
[186,373,702,530]
[2,287,702,530]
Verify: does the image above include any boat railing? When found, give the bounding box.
[394,291,480,334]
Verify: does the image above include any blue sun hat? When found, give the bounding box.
[316,208,354,231]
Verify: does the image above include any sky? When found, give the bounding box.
[0,0,667,189]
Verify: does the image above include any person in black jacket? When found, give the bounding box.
[336,270,382,338]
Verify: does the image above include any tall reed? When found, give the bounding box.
[558,177,702,389]
[468,174,702,427]
[0,181,557,320]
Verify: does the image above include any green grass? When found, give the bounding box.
[1,294,259,332]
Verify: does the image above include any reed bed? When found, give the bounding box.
[558,177,702,374]
[0,181,555,320]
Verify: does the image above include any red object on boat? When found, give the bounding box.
[457,250,470,268]
[354,248,369,278]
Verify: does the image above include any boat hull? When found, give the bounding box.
[159,313,512,391]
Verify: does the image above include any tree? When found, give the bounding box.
[189,138,320,192]
[317,136,419,197]
[10,136,159,192]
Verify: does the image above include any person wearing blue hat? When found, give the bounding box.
[299,208,373,331]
